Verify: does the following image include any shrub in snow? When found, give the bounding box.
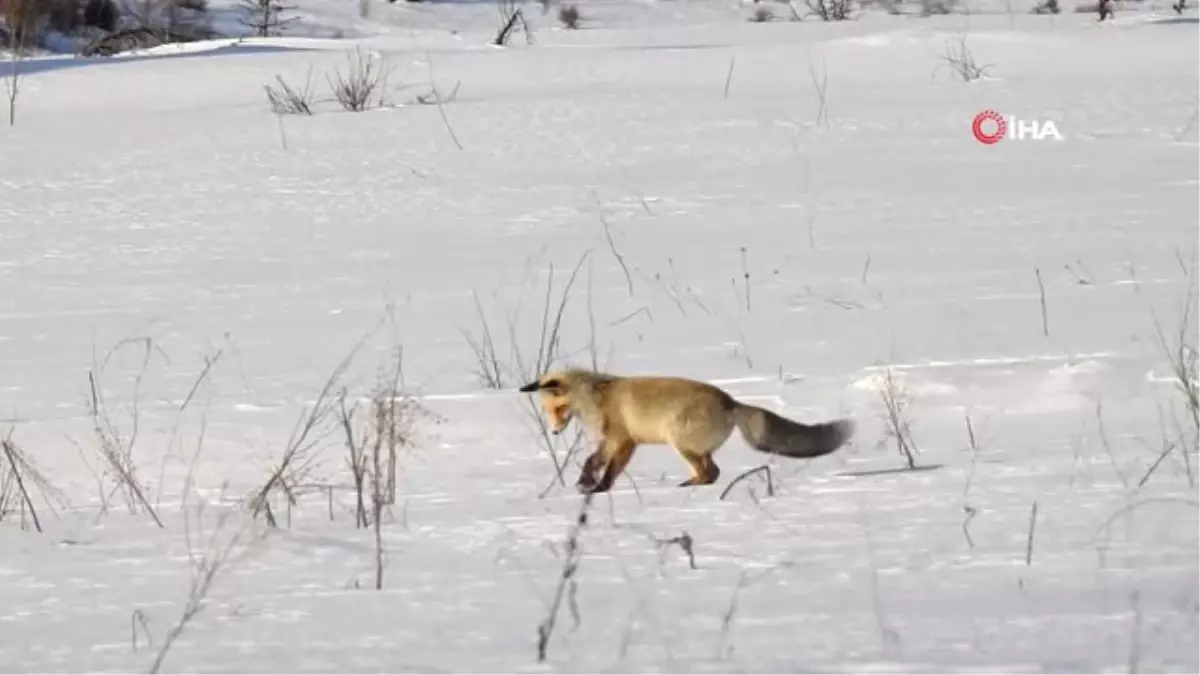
[557,3,580,28]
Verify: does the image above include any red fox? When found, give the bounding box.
[519,369,854,494]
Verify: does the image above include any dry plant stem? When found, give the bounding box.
[536,492,594,662]
[1127,590,1143,673]
[962,412,980,548]
[249,324,379,525]
[1095,402,1130,488]
[738,246,751,312]
[88,366,164,527]
[512,254,589,492]
[1,437,41,532]
[715,571,748,659]
[156,348,224,510]
[494,0,532,46]
[808,58,829,129]
[1024,500,1038,566]
[857,498,899,653]
[372,412,385,589]
[463,291,505,389]
[337,391,370,528]
[263,69,314,115]
[723,55,736,98]
[1148,267,1198,481]
[423,53,464,150]
[880,369,919,469]
[371,350,406,590]
[328,46,392,112]
[1136,432,1179,488]
[1035,267,1049,337]
[718,464,774,500]
[130,609,153,651]
[148,509,250,674]
[939,32,992,82]
[3,0,28,126]
[592,192,634,298]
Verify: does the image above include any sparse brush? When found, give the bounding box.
[0,433,69,533]
[247,333,371,527]
[239,0,295,37]
[337,390,372,528]
[494,0,533,46]
[938,32,991,83]
[85,339,165,528]
[1030,0,1060,13]
[148,492,261,674]
[750,3,775,21]
[879,368,920,469]
[264,69,314,115]
[557,2,580,28]
[462,291,507,389]
[335,340,440,591]
[804,0,852,21]
[328,47,393,112]
[511,255,592,494]
[919,0,955,15]
[466,251,602,496]
[1149,266,1199,483]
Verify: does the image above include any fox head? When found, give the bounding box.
[518,372,575,435]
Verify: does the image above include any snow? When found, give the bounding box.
[1,0,1197,671]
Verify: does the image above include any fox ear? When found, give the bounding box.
[518,381,540,393]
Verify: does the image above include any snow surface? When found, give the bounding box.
[1,0,1198,672]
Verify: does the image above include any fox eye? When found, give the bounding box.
[541,379,563,391]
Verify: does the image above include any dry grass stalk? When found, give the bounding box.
[264,69,314,115]
[879,368,920,469]
[86,338,165,527]
[0,433,69,532]
[328,46,392,112]
[937,32,992,82]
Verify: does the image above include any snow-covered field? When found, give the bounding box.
[1,0,1198,671]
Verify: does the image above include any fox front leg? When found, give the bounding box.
[575,446,606,493]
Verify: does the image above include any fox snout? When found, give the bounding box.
[547,407,573,434]
[519,378,574,435]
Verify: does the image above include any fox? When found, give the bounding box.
[518,368,855,494]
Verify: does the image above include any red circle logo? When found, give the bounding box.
[972,110,1006,145]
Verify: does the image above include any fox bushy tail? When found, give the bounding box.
[732,403,854,459]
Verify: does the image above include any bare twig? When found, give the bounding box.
[937,31,992,82]
[148,504,257,673]
[718,464,775,500]
[1,435,43,532]
[536,492,594,661]
[723,55,736,99]
[1035,267,1049,337]
[808,58,829,129]
[420,53,464,150]
[592,192,634,298]
[264,69,314,115]
[879,369,919,469]
[248,323,381,525]
[328,47,392,112]
[1024,500,1038,566]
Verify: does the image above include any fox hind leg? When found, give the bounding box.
[674,448,720,487]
